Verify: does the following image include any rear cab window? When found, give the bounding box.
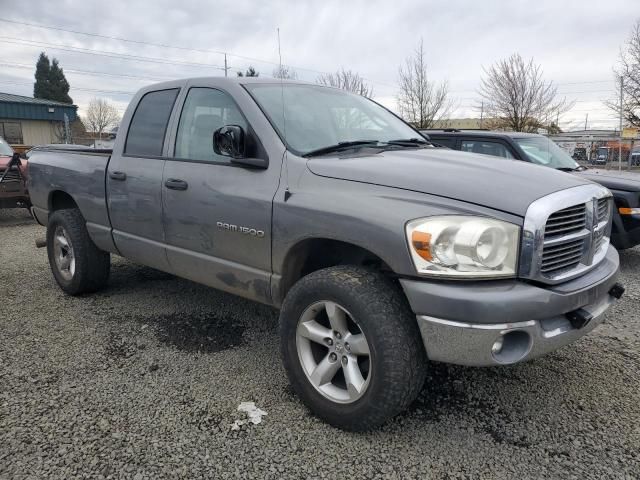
[125,89,180,157]
[430,137,456,148]
[460,139,514,159]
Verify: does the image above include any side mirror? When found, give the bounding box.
[213,125,245,159]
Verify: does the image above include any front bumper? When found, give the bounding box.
[400,245,621,366]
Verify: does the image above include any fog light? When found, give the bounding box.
[491,330,532,364]
[491,337,504,355]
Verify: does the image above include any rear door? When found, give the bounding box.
[161,85,278,303]
[107,88,180,272]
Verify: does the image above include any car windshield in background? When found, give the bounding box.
[244,84,423,156]
[0,137,13,156]
[515,137,579,170]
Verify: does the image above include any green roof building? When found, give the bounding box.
[0,92,78,145]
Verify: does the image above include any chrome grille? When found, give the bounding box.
[544,204,586,237]
[595,197,611,250]
[540,238,584,275]
[597,197,610,223]
[519,184,613,285]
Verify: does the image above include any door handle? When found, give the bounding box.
[109,171,127,181]
[165,178,188,191]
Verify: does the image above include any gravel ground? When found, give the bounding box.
[1,208,639,479]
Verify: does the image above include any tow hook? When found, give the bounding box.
[566,308,593,329]
[609,283,625,300]
[566,283,625,329]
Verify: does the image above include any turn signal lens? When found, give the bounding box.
[411,231,432,260]
[619,207,640,215]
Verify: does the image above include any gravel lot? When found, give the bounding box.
[1,208,639,479]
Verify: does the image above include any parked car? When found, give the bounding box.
[27,79,623,430]
[594,146,610,165]
[0,136,29,209]
[422,129,640,250]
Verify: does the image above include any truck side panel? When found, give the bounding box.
[28,150,118,254]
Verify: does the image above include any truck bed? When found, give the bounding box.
[27,148,113,243]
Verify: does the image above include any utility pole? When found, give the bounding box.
[584,113,588,131]
[224,53,228,77]
[619,75,624,171]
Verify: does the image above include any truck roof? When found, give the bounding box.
[421,129,543,140]
[135,76,319,93]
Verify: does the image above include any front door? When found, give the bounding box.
[162,86,278,303]
[107,88,179,272]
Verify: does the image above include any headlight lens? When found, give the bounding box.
[406,216,520,278]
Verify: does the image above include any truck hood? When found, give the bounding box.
[307,148,592,217]
[574,169,640,192]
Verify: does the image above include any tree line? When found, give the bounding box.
[32,19,640,137]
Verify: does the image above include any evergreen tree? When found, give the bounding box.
[33,52,73,104]
[48,59,73,104]
[33,52,51,99]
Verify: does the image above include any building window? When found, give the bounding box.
[0,122,23,144]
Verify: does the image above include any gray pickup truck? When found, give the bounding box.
[27,78,624,430]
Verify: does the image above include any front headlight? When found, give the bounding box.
[406,216,520,278]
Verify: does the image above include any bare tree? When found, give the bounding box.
[317,68,373,97]
[237,66,259,77]
[272,65,298,80]
[606,20,640,126]
[85,98,120,140]
[397,39,453,128]
[478,53,571,132]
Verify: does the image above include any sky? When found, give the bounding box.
[0,0,637,130]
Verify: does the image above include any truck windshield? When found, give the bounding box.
[0,137,13,156]
[515,137,580,170]
[244,83,422,156]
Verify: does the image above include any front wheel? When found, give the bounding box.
[46,208,110,295]
[279,266,427,431]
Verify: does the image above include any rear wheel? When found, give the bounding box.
[280,265,427,431]
[46,208,110,295]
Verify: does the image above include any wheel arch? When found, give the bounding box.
[275,237,395,305]
[48,190,80,212]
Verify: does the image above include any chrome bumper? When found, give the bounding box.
[417,291,617,366]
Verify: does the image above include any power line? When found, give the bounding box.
[0,37,228,70]
[0,17,396,87]
[0,61,174,82]
[0,79,135,96]
[0,16,619,94]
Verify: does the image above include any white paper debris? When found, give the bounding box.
[230,402,268,430]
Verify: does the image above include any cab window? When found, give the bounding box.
[125,88,179,156]
[175,88,248,162]
[460,139,514,158]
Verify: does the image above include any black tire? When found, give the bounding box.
[46,208,110,295]
[279,265,427,431]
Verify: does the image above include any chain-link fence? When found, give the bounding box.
[573,139,640,171]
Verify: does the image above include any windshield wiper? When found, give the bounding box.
[386,138,430,146]
[303,140,381,157]
[556,166,584,172]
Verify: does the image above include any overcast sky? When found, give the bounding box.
[1,0,637,130]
